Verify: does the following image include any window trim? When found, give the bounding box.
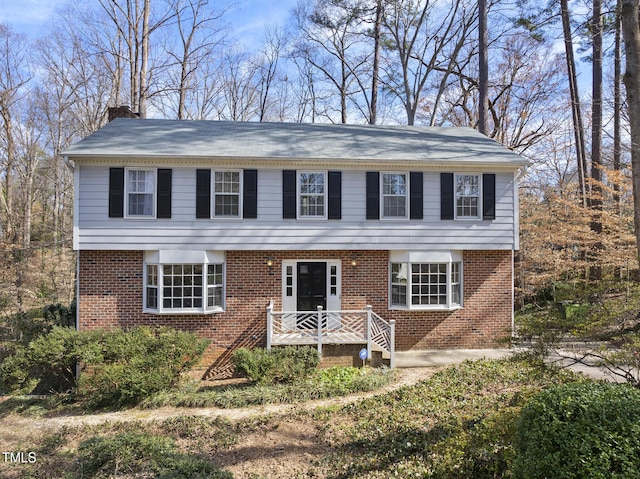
[380,171,409,220]
[297,170,328,220]
[454,173,482,220]
[143,251,225,315]
[212,169,243,219]
[125,167,157,219]
[388,251,463,311]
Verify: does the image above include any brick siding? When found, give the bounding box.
[78,249,513,377]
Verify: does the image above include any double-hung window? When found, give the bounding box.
[455,174,480,219]
[390,252,462,310]
[298,172,326,218]
[382,173,407,218]
[127,169,155,217]
[213,170,241,217]
[144,251,225,314]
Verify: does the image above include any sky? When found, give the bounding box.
[0,0,298,47]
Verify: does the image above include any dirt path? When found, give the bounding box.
[0,368,438,479]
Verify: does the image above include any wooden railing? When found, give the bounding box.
[266,302,395,368]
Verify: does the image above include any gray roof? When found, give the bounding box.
[65,119,528,167]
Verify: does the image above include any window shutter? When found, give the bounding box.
[409,171,423,220]
[108,167,125,218]
[157,169,172,218]
[243,169,258,219]
[196,169,211,219]
[327,171,342,220]
[440,173,454,220]
[482,173,496,220]
[366,171,380,220]
[282,170,296,219]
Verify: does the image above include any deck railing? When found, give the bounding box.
[266,302,395,368]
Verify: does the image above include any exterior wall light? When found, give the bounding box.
[266,257,274,274]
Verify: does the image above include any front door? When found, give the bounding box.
[297,262,327,311]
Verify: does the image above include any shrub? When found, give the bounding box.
[513,382,640,479]
[76,326,209,409]
[0,325,209,407]
[232,346,319,384]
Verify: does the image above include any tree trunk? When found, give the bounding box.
[590,0,603,280]
[561,0,588,206]
[138,0,150,118]
[478,0,488,134]
[370,0,382,125]
[621,0,640,269]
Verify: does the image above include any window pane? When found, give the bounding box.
[382,173,407,218]
[213,171,240,217]
[455,175,480,218]
[410,263,448,306]
[127,170,154,216]
[299,172,325,217]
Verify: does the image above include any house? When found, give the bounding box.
[66,113,527,377]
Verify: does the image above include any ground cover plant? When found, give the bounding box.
[141,365,394,409]
[320,359,585,478]
[0,359,591,479]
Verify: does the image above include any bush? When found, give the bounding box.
[76,326,209,409]
[0,326,209,408]
[232,346,319,384]
[513,382,640,479]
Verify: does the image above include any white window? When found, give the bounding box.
[390,252,462,310]
[213,170,241,217]
[127,169,155,217]
[382,173,407,218]
[144,251,225,314]
[456,174,480,219]
[299,172,326,218]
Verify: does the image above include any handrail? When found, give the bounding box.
[266,304,395,367]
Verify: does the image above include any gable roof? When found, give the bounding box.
[64,119,528,167]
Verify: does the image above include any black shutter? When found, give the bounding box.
[243,169,258,219]
[196,169,211,219]
[157,169,172,219]
[108,167,125,218]
[327,171,342,220]
[440,173,454,220]
[409,171,423,220]
[482,173,496,220]
[282,170,297,219]
[366,171,380,220]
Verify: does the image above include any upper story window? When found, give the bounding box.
[382,172,408,218]
[298,172,326,218]
[456,174,480,219]
[213,170,241,217]
[127,169,156,217]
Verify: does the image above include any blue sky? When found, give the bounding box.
[0,0,298,47]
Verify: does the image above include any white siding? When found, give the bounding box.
[76,165,518,251]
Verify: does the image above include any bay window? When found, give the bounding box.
[390,251,462,310]
[144,251,225,314]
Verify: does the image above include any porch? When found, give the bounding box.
[266,302,396,368]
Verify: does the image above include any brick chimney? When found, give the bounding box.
[108,105,139,122]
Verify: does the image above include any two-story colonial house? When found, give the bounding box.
[66,112,527,377]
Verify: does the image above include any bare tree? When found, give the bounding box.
[381,0,478,125]
[0,24,31,244]
[292,0,372,123]
[621,0,640,268]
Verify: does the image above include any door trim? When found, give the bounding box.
[282,259,341,312]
